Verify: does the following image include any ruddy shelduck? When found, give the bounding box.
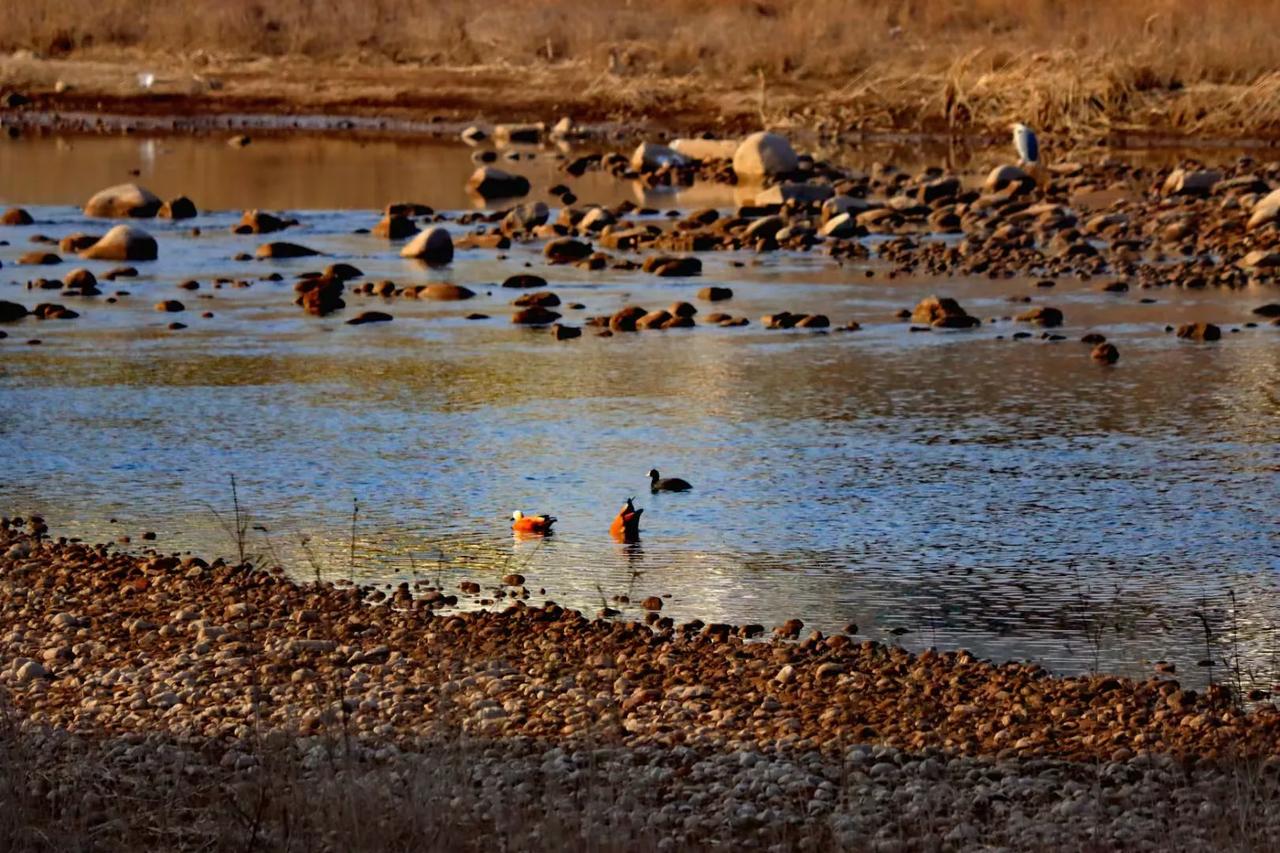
[609,497,643,543]
[511,510,556,535]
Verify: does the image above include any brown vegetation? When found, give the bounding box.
[5,1,1280,138]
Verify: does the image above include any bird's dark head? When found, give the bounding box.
[648,469,659,480]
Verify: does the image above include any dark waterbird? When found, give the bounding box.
[649,468,692,492]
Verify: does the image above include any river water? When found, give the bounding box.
[1,133,1277,689]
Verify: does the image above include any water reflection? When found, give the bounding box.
[0,138,1278,692]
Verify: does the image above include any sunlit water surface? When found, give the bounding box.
[1,134,1278,690]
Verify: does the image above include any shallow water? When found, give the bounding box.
[1,134,1278,690]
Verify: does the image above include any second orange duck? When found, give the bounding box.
[609,497,643,543]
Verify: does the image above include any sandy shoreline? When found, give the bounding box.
[3,517,1280,849]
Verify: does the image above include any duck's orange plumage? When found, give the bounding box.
[512,511,556,535]
[609,498,643,543]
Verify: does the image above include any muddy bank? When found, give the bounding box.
[6,53,1280,148]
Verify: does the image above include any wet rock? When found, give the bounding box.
[762,312,799,329]
[256,241,319,259]
[1095,280,1129,292]
[512,306,561,325]
[460,125,486,144]
[1252,303,1280,318]
[610,306,648,332]
[83,183,162,218]
[2,207,33,225]
[550,323,581,340]
[400,227,454,264]
[33,303,77,319]
[502,274,547,289]
[493,123,542,144]
[1162,168,1220,197]
[420,283,474,301]
[324,263,362,282]
[692,287,731,306]
[58,233,100,253]
[159,196,198,219]
[1091,342,1120,363]
[297,279,345,316]
[513,291,560,308]
[234,210,294,234]
[467,167,530,200]
[18,251,60,265]
[1016,306,1064,327]
[80,225,158,261]
[544,238,592,264]
[372,214,419,240]
[643,256,702,277]
[668,301,696,319]
[912,296,978,329]
[0,300,29,322]
[347,311,393,325]
[154,300,184,312]
[796,314,830,328]
[733,132,798,180]
[1176,322,1221,342]
[637,309,672,330]
[631,142,688,171]
[642,596,663,611]
[503,202,550,232]
[578,207,616,232]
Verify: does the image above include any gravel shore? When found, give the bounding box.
[3,518,1280,850]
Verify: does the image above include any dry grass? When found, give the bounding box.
[7,1,1280,137]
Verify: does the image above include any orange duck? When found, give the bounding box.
[609,497,643,543]
[511,510,556,535]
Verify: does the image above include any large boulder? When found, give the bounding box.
[2,207,33,225]
[467,167,530,200]
[399,226,453,264]
[79,225,158,261]
[84,184,162,218]
[732,132,798,181]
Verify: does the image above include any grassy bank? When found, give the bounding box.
[5,1,1280,139]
